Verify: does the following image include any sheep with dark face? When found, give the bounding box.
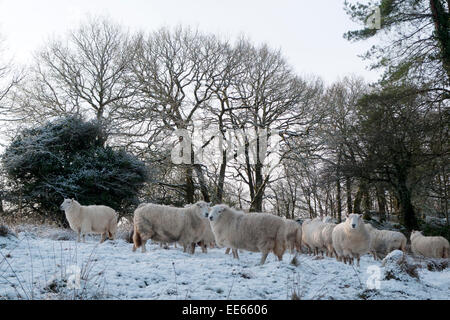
[332,214,370,266]
[132,201,210,254]
[206,204,287,265]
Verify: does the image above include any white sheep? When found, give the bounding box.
[302,217,327,255]
[60,199,118,243]
[365,224,407,260]
[321,223,337,257]
[410,230,449,259]
[197,218,216,253]
[132,201,210,253]
[331,214,371,266]
[284,219,302,254]
[207,204,287,265]
[322,216,337,224]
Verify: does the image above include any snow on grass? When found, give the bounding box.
[0,226,449,300]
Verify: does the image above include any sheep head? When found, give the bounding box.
[194,201,211,218]
[207,204,227,221]
[346,214,363,230]
[60,198,75,211]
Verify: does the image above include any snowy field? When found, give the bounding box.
[0,225,449,300]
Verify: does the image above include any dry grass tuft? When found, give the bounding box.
[290,254,299,266]
[0,225,16,238]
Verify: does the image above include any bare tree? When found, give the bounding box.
[16,16,134,134]
[126,26,228,203]
[225,40,322,212]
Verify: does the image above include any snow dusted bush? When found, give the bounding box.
[382,250,419,281]
[1,116,148,225]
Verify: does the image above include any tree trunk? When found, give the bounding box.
[362,182,371,220]
[429,0,450,83]
[396,171,418,230]
[251,160,264,212]
[249,134,264,213]
[376,184,387,223]
[336,178,342,223]
[345,177,352,216]
[194,163,210,203]
[353,182,363,213]
[244,137,256,211]
[185,165,195,204]
[216,150,227,203]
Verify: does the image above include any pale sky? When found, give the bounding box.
[0,0,380,84]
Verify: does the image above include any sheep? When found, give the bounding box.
[206,204,287,265]
[284,219,302,254]
[322,216,337,224]
[365,224,407,260]
[410,230,449,259]
[197,218,216,253]
[331,214,370,266]
[301,217,327,255]
[132,201,210,254]
[224,247,239,258]
[321,223,337,257]
[60,199,118,243]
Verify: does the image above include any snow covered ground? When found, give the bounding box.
[0,226,449,300]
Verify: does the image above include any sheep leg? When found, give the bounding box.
[232,249,239,259]
[225,248,231,255]
[141,240,147,253]
[259,252,269,265]
[77,231,81,243]
[355,255,360,267]
[100,233,106,243]
[82,234,86,243]
[201,242,207,253]
[190,243,196,254]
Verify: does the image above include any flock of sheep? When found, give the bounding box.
[60,199,450,266]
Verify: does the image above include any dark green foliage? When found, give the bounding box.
[420,222,450,242]
[337,85,442,230]
[1,116,148,225]
[344,0,450,99]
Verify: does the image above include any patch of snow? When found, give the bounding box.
[0,227,449,300]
